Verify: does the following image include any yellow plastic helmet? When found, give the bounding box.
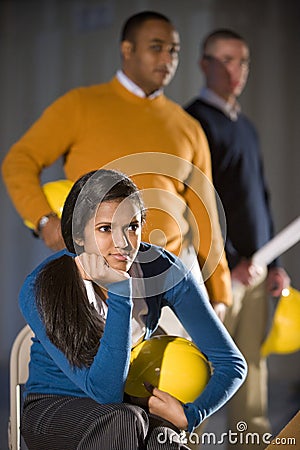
[261,286,300,357]
[125,335,211,403]
[24,179,74,230]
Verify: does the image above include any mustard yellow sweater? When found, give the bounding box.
[2,77,231,304]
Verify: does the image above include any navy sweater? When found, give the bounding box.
[185,99,276,269]
[20,243,247,432]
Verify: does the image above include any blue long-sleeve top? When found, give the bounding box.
[19,243,247,432]
[185,99,277,270]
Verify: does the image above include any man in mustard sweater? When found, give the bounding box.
[2,11,232,316]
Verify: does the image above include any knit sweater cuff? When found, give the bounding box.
[106,278,132,299]
[183,403,202,433]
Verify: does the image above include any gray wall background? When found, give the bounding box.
[0,0,299,447]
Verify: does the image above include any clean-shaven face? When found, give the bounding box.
[202,38,250,101]
[122,19,180,96]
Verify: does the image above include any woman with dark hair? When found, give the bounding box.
[20,169,246,449]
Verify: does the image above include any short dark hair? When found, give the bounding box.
[121,11,171,43]
[202,29,246,55]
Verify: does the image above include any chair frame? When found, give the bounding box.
[8,325,34,450]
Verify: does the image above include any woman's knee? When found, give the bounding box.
[114,403,149,433]
[78,404,149,450]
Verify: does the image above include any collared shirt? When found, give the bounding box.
[83,279,108,319]
[199,87,241,121]
[116,70,163,99]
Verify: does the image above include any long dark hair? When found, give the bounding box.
[35,169,145,367]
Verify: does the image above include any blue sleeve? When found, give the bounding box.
[19,266,133,404]
[163,258,247,432]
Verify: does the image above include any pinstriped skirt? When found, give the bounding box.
[21,394,190,449]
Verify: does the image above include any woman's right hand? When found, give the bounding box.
[75,253,129,286]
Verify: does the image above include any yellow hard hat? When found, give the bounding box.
[24,179,73,230]
[125,335,211,403]
[261,286,300,357]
